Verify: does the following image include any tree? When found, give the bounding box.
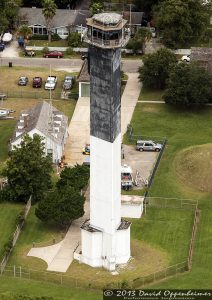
[0,0,22,32]
[90,1,103,15]
[17,25,32,39]
[67,32,81,47]
[21,0,79,9]
[133,0,159,13]
[154,0,210,48]
[126,27,152,54]
[57,164,90,192]
[42,0,57,43]
[164,62,212,107]
[35,186,85,228]
[2,135,53,203]
[138,48,177,89]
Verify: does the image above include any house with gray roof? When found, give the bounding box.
[19,7,90,39]
[10,101,68,163]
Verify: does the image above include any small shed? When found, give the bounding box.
[77,59,90,97]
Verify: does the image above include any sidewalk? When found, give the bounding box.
[27,73,141,272]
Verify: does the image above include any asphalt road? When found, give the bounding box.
[0,57,142,73]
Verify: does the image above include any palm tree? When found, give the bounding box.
[42,0,57,43]
[17,25,32,40]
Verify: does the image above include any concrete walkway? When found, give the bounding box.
[0,40,19,58]
[64,97,90,165]
[27,73,141,272]
[64,73,141,165]
[28,190,90,272]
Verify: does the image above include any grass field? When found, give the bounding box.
[0,277,102,300]
[7,202,193,289]
[126,103,212,288]
[0,66,78,100]
[27,40,68,47]
[0,203,23,260]
[138,87,164,102]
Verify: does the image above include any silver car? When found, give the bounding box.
[63,75,73,90]
[136,140,162,152]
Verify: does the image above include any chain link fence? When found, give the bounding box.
[0,90,79,100]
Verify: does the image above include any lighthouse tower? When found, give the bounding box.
[80,13,131,271]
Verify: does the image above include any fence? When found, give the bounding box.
[126,124,167,195]
[0,197,199,289]
[0,90,79,100]
[2,260,188,290]
[0,197,32,275]
[145,197,198,211]
[188,208,200,270]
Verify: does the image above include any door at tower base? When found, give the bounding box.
[78,219,131,270]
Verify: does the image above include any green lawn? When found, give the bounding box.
[27,40,68,47]
[131,207,194,265]
[8,206,66,270]
[126,103,212,288]
[0,119,16,163]
[0,277,101,300]
[0,202,23,260]
[138,87,165,101]
[7,201,193,289]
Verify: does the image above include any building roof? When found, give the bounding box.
[93,13,122,26]
[11,101,68,145]
[122,11,144,25]
[191,47,212,61]
[77,59,90,82]
[191,47,212,73]
[19,7,90,28]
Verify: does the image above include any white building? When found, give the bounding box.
[10,101,68,163]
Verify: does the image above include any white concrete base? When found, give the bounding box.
[121,195,144,218]
[77,219,131,271]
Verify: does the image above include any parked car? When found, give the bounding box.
[81,54,88,60]
[45,76,57,90]
[23,48,35,57]
[136,140,162,152]
[18,76,28,86]
[63,75,73,90]
[33,77,42,88]
[43,51,64,58]
[82,143,90,155]
[0,43,5,52]
[181,55,190,62]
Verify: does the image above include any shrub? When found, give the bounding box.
[67,32,81,47]
[66,47,74,55]
[30,34,48,40]
[42,46,49,54]
[30,33,61,41]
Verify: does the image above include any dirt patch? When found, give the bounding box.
[174,144,212,192]
[141,105,159,113]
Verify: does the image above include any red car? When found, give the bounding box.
[43,51,64,58]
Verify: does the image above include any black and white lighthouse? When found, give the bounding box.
[80,13,131,271]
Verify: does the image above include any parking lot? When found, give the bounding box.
[121,144,159,189]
